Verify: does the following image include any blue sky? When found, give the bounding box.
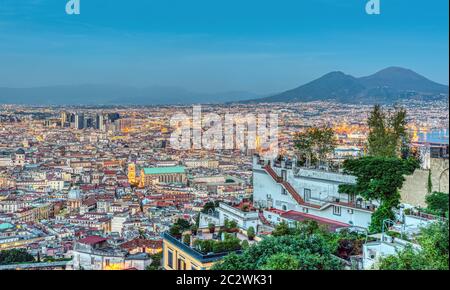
[0,0,448,93]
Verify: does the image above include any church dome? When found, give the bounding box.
[15,148,25,155]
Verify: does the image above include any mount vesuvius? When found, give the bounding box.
[244,67,448,104]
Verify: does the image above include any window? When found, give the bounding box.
[303,207,309,213]
[333,206,341,216]
[281,170,287,181]
[348,209,354,214]
[304,189,311,200]
[167,249,174,269]
[281,188,287,195]
[105,259,110,267]
[178,259,186,270]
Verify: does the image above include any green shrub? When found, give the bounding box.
[425,192,449,216]
[247,226,256,240]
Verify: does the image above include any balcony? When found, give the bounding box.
[311,196,376,212]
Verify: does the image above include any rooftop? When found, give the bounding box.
[162,232,241,263]
[143,166,186,175]
[280,210,350,232]
[77,236,107,245]
[0,223,14,231]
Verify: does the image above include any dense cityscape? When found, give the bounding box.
[0,100,448,270]
[0,0,449,280]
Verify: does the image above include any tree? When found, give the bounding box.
[241,240,250,250]
[175,218,191,230]
[294,127,336,167]
[296,220,327,236]
[228,220,238,230]
[427,170,433,194]
[272,221,293,237]
[145,252,163,270]
[212,233,343,270]
[0,249,34,265]
[169,224,183,239]
[425,192,449,216]
[418,220,449,269]
[367,105,409,158]
[379,220,449,270]
[379,245,426,270]
[369,204,396,234]
[339,157,419,233]
[262,253,299,270]
[223,219,238,232]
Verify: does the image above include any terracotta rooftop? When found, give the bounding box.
[280,210,349,232]
[77,236,107,245]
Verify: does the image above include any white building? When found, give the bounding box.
[111,212,130,235]
[46,180,65,191]
[71,236,151,270]
[199,202,260,231]
[252,155,377,229]
[362,234,422,270]
[0,155,12,167]
[184,159,219,169]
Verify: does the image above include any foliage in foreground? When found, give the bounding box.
[212,234,343,270]
[425,192,449,217]
[145,252,163,270]
[212,221,345,270]
[0,249,35,265]
[379,220,449,270]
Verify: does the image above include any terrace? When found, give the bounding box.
[162,231,243,264]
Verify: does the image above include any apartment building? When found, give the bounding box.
[252,155,377,229]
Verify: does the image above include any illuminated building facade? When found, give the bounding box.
[162,233,231,270]
[127,163,137,185]
[140,166,187,187]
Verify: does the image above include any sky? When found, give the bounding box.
[0,0,448,93]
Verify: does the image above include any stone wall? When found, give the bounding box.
[400,158,449,207]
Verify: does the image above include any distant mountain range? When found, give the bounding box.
[246,67,448,104]
[0,67,447,105]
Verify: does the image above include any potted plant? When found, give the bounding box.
[183,234,191,245]
[190,224,198,235]
[247,226,256,241]
[169,224,182,239]
[208,223,216,234]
